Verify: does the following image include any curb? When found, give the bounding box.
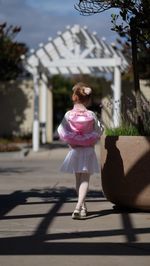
[0,147,30,160]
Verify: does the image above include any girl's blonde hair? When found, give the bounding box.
[72,82,92,104]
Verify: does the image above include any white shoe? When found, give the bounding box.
[80,206,87,218]
[72,209,81,219]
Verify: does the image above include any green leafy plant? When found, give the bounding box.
[105,123,140,136]
[102,94,150,136]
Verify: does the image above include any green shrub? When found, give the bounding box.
[105,124,140,136]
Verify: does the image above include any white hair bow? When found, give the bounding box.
[84,87,92,95]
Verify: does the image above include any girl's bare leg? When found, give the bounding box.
[75,173,90,210]
[75,173,81,196]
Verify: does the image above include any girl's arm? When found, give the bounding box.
[57,111,70,140]
[92,111,104,136]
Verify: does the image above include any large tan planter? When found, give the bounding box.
[101,136,150,210]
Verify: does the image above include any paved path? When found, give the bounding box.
[0,143,150,266]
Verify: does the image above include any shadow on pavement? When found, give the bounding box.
[0,187,150,255]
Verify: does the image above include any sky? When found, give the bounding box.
[0,0,119,50]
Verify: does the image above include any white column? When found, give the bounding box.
[40,73,47,144]
[32,68,40,152]
[113,65,121,127]
[46,85,53,143]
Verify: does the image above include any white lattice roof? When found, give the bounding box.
[25,24,128,75]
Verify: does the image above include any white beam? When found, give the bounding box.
[78,66,91,74]
[46,86,53,143]
[62,30,74,51]
[36,48,51,68]
[27,54,39,68]
[54,36,74,59]
[80,45,95,58]
[69,67,81,74]
[113,65,121,127]
[80,27,95,48]
[44,42,69,74]
[43,57,121,68]
[32,68,40,152]
[40,73,48,144]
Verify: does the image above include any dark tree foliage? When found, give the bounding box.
[76,0,150,134]
[75,0,150,79]
[0,22,28,81]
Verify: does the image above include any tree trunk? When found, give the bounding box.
[130,20,144,134]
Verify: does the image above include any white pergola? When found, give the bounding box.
[22,24,128,152]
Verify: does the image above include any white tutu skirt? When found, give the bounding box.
[60,146,100,174]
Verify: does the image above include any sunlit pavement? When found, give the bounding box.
[0,143,150,266]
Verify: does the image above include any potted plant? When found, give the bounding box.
[100,123,150,210]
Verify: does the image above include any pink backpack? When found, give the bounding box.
[68,110,94,134]
[58,109,100,146]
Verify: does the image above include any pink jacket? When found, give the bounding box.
[57,105,104,146]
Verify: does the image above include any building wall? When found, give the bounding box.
[101,79,150,128]
[0,79,149,139]
[0,78,53,142]
[0,79,34,137]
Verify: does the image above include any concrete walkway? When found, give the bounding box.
[0,143,150,266]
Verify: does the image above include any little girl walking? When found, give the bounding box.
[57,82,104,219]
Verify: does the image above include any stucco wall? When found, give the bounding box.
[101,79,150,128]
[0,79,149,139]
[0,79,34,137]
